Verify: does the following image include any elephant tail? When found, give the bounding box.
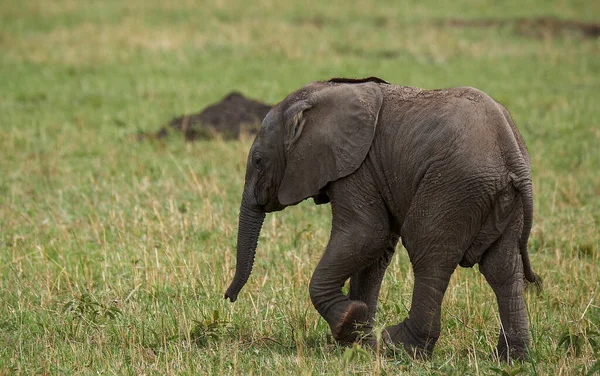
[516,177,543,293]
[491,98,542,293]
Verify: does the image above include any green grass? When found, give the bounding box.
[1,0,599,374]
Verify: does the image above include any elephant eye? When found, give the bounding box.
[254,156,264,170]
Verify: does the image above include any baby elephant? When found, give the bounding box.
[224,77,540,360]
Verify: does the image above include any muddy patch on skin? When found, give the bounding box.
[445,17,600,39]
[141,92,271,141]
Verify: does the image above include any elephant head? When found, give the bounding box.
[224,81,384,302]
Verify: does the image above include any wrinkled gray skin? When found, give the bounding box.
[225,77,540,361]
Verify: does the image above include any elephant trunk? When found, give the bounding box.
[224,193,266,302]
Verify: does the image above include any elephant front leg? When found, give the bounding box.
[309,232,389,344]
[349,233,399,325]
[309,168,392,345]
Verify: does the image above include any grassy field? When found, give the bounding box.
[1,0,599,374]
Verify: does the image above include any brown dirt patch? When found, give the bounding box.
[143,92,271,141]
[445,17,600,39]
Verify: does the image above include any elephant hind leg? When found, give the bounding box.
[386,180,486,357]
[384,267,456,358]
[479,215,530,361]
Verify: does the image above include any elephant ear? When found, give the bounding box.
[278,82,383,206]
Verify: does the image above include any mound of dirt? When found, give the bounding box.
[145,92,272,141]
[446,17,600,39]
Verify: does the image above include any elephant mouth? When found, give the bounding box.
[262,200,285,213]
[258,187,285,212]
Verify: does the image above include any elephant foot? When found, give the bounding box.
[383,322,437,359]
[330,300,370,344]
[494,335,529,362]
